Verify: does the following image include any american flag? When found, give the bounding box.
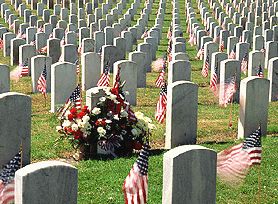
[37,65,47,96]
[240,53,248,75]
[123,143,150,204]
[49,33,53,38]
[97,64,110,87]
[17,31,26,39]
[113,65,121,89]
[78,45,82,54]
[60,37,66,46]
[220,76,236,107]
[9,22,14,30]
[213,32,220,43]
[188,32,195,46]
[20,60,29,77]
[126,104,137,123]
[141,29,148,39]
[221,22,226,30]
[0,38,3,49]
[201,54,209,78]
[155,70,165,88]
[152,57,166,71]
[257,65,264,78]
[217,127,262,184]
[69,85,82,109]
[206,26,210,35]
[167,40,172,54]
[167,26,172,39]
[155,83,167,123]
[74,59,80,75]
[38,45,47,54]
[196,46,204,59]
[30,38,36,46]
[58,54,63,62]
[0,152,21,204]
[219,40,225,52]
[59,85,82,116]
[37,26,44,32]
[229,45,236,59]
[167,41,172,62]
[210,65,218,94]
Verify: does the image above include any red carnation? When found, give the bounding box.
[111,87,119,95]
[77,111,86,119]
[65,127,73,134]
[73,130,83,140]
[82,106,89,113]
[95,119,106,126]
[67,114,74,121]
[133,141,143,150]
[70,107,77,115]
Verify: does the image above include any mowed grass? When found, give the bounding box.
[1,0,277,203]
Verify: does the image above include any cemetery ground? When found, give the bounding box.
[0,0,277,203]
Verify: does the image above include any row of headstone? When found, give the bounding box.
[163,0,198,149]
[185,0,273,139]
[51,0,156,109]
[186,0,277,104]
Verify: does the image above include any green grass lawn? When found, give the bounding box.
[1,0,278,203]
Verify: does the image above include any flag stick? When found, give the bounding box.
[228,96,233,128]
[44,94,47,107]
[257,165,262,204]
[20,143,23,168]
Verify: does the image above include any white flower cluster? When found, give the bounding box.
[131,112,155,137]
[103,87,119,103]
[56,111,92,137]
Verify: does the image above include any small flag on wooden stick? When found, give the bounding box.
[217,127,262,185]
[123,143,150,204]
[155,83,167,123]
[37,65,47,98]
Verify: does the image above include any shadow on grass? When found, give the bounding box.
[199,140,235,145]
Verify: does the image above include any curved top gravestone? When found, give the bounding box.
[15,161,78,204]
[0,92,31,168]
[162,145,216,204]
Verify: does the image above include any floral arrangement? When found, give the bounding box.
[56,86,155,159]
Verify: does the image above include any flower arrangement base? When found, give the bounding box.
[78,143,98,160]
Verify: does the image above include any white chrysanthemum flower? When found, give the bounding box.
[143,116,152,124]
[113,115,119,120]
[82,115,90,123]
[71,124,79,131]
[99,97,106,102]
[97,127,106,136]
[105,119,112,123]
[76,119,82,126]
[104,88,111,95]
[148,123,156,130]
[120,110,128,117]
[56,126,63,131]
[62,120,72,128]
[83,122,92,130]
[92,107,101,115]
[135,111,144,120]
[108,94,117,101]
[131,128,139,136]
